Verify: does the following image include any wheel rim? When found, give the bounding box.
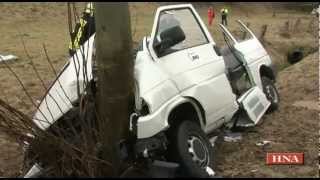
[265,84,278,104]
[187,135,210,168]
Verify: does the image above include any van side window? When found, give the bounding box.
[230,24,253,43]
[154,8,209,52]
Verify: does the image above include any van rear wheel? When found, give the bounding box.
[261,76,280,113]
[166,120,214,177]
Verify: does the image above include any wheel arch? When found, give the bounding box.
[167,97,206,129]
[259,65,276,82]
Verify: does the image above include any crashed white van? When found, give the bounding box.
[25,4,279,177]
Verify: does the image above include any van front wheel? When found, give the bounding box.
[166,120,214,177]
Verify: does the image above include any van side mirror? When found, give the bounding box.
[154,26,185,56]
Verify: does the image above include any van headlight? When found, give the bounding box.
[140,98,150,116]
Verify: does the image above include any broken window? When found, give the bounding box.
[230,23,253,43]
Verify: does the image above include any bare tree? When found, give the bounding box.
[94,2,134,176]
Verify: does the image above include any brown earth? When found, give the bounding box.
[0,2,318,177]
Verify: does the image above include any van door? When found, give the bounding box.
[219,20,274,89]
[218,22,270,124]
[233,20,269,65]
[147,4,238,129]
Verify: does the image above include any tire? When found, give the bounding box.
[287,50,303,64]
[261,76,280,113]
[166,120,214,178]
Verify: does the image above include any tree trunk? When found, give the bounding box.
[94,2,134,176]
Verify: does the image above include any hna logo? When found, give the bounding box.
[266,153,304,165]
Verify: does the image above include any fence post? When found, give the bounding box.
[259,24,268,44]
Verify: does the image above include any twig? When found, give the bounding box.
[0,56,50,124]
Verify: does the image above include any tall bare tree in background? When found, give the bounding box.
[94,2,134,176]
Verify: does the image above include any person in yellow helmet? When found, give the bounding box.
[220,7,229,26]
[69,2,95,56]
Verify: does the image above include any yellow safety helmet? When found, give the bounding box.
[221,8,228,14]
[85,2,94,15]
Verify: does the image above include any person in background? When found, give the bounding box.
[69,2,95,57]
[207,7,215,26]
[220,7,229,26]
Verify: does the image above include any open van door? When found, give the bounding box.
[233,20,269,65]
[219,20,269,67]
[218,22,270,125]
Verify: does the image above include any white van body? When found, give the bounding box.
[26,4,278,177]
[32,4,276,139]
